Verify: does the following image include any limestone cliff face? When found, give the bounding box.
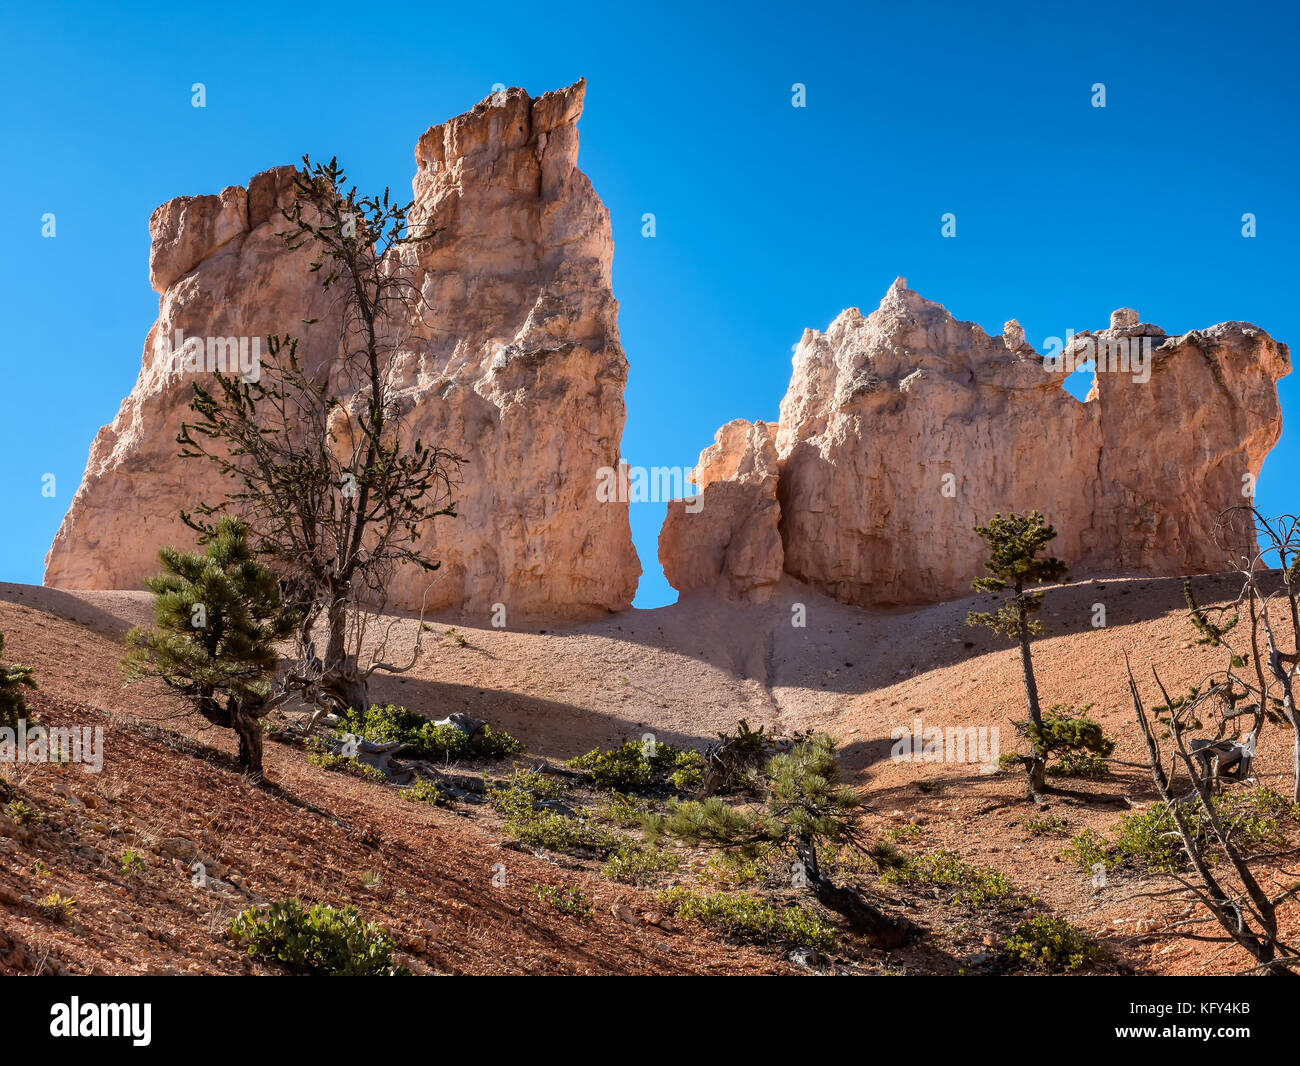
[659,420,784,601]
[45,81,640,619]
[660,278,1289,606]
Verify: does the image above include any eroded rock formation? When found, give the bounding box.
[659,420,784,601]
[659,278,1290,606]
[45,80,640,619]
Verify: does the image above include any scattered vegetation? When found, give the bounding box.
[1050,750,1111,779]
[1023,813,1069,837]
[657,887,836,952]
[881,850,1021,910]
[0,630,36,730]
[229,900,407,976]
[305,739,389,782]
[646,733,909,947]
[1123,511,1300,973]
[532,883,593,920]
[696,852,769,887]
[1004,915,1103,973]
[399,777,453,807]
[1063,788,1298,876]
[119,850,147,875]
[489,771,619,855]
[568,739,702,793]
[601,841,679,885]
[596,791,654,827]
[334,704,523,761]
[37,892,77,923]
[1061,829,1114,873]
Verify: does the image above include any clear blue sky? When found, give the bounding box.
[2,0,1297,607]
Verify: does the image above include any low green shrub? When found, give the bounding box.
[1024,813,1069,837]
[596,791,654,827]
[488,772,619,855]
[399,777,453,806]
[532,883,593,919]
[1061,828,1115,872]
[1005,915,1103,972]
[881,850,1018,909]
[1113,805,1185,874]
[866,840,907,869]
[696,852,768,887]
[119,850,146,875]
[656,887,835,952]
[333,704,524,762]
[1218,786,1298,850]
[670,751,705,792]
[1050,751,1111,779]
[1064,788,1297,877]
[601,842,680,885]
[306,740,389,782]
[229,900,407,976]
[475,725,527,759]
[568,739,702,793]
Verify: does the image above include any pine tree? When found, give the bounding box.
[1184,580,1243,658]
[123,518,297,780]
[645,734,909,948]
[966,511,1068,799]
[0,631,36,731]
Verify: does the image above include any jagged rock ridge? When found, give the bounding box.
[659,278,1290,606]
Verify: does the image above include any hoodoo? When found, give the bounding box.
[45,81,641,620]
[659,278,1289,606]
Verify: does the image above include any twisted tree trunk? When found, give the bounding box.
[796,838,909,949]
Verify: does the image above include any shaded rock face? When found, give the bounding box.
[658,420,784,601]
[45,81,640,620]
[661,278,1290,607]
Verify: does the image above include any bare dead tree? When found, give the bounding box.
[1184,507,1300,799]
[178,157,464,713]
[1127,657,1300,975]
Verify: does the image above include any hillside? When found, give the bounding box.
[1,571,1296,976]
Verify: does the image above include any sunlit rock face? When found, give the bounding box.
[45,81,640,620]
[660,278,1289,606]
